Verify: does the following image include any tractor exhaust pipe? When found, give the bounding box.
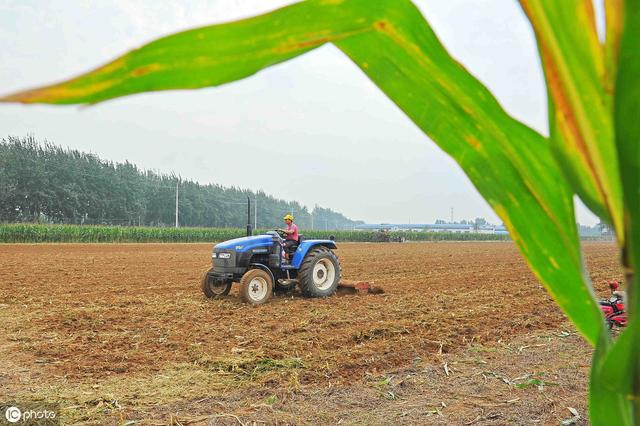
[246,196,253,237]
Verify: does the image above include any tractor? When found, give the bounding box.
[201,200,341,305]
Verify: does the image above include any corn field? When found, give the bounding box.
[0,223,510,243]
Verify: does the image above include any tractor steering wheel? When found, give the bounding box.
[275,229,287,238]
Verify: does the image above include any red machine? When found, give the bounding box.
[599,280,627,329]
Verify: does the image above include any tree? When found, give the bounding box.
[0,137,361,229]
[475,218,487,226]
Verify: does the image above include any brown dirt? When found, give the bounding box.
[0,241,621,424]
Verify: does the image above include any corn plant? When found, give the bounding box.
[0,223,248,243]
[0,223,508,243]
[1,0,638,422]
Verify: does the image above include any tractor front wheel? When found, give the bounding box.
[201,267,232,299]
[239,268,273,306]
[299,247,340,298]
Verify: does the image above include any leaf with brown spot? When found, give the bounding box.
[519,0,624,241]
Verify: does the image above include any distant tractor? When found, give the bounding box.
[373,229,404,243]
[373,229,391,242]
[201,199,341,305]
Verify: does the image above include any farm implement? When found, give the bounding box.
[201,198,380,305]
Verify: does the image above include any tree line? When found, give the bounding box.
[0,136,363,229]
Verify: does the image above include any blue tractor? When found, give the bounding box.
[201,201,340,305]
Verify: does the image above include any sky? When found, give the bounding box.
[0,0,603,225]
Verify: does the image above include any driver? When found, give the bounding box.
[280,214,299,259]
[609,280,626,301]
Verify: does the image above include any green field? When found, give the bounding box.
[0,223,510,243]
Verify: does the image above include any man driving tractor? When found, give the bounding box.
[279,214,299,260]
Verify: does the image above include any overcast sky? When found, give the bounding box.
[0,0,602,225]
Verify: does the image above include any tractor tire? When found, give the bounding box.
[239,268,273,306]
[201,267,232,299]
[299,247,341,298]
[275,279,297,294]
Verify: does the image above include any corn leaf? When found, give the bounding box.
[616,0,640,294]
[519,0,624,241]
[590,327,634,425]
[597,325,635,395]
[0,0,604,343]
[614,0,640,417]
[604,0,623,94]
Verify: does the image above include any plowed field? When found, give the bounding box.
[0,242,619,424]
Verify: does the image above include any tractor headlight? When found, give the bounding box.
[211,252,217,258]
[219,252,231,259]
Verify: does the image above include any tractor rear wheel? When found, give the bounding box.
[201,267,232,298]
[299,247,340,298]
[239,268,273,306]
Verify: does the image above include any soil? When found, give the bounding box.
[0,242,620,424]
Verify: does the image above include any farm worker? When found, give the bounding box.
[280,214,299,259]
[609,280,626,301]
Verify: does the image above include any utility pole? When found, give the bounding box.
[450,207,453,223]
[311,211,314,230]
[175,181,179,228]
[246,196,252,236]
[254,194,257,229]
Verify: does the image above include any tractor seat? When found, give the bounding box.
[285,235,303,255]
[292,234,305,249]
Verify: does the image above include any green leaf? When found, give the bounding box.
[265,395,278,406]
[0,0,604,344]
[604,0,623,94]
[599,325,636,395]
[519,0,624,241]
[616,0,640,284]
[589,328,633,425]
[614,0,640,419]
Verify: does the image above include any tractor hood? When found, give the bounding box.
[214,234,273,253]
